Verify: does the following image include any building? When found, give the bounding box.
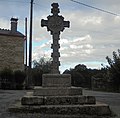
[0,18,25,71]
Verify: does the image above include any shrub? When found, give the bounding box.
[14,70,26,89]
[0,68,14,89]
[31,68,43,86]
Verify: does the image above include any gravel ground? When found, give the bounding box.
[0,90,27,118]
[0,89,120,118]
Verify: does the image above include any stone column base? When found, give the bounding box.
[33,86,82,96]
[8,74,114,117]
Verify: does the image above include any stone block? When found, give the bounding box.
[42,74,71,87]
[84,96,96,104]
[21,96,44,105]
[33,86,82,96]
[44,96,96,105]
[21,95,96,105]
[9,103,112,116]
[44,96,79,105]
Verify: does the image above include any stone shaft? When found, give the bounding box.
[51,33,60,73]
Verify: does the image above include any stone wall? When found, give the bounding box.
[0,35,24,71]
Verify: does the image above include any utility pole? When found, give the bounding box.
[29,0,34,68]
[25,17,27,67]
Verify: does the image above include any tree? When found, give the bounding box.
[63,69,70,74]
[31,68,43,86]
[33,57,52,73]
[106,49,120,91]
[71,69,84,87]
[32,57,52,86]
[75,64,87,71]
[63,64,92,88]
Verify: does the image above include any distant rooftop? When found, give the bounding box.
[0,18,24,37]
[0,28,24,37]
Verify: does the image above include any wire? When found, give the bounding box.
[70,0,120,16]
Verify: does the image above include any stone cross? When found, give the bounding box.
[41,3,70,74]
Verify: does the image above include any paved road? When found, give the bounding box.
[0,89,120,118]
[0,90,27,118]
[83,89,120,118]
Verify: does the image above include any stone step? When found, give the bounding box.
[21,95,96,105]
[33,86,82,96]
[9,102,112,117]
[8,114,114,118]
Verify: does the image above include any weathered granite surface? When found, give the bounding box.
[42,74,71,87]
[34,74,82,96]
[8,73,113,117]
[21,95,96,105]
[9,101,112,116]
[41,3,70,74]
[33,86,82,96]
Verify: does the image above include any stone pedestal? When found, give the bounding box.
[42,74,71,87]
[33,74,82,96]
[9,74,113,117]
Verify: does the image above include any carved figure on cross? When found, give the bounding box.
[41,3,70,74]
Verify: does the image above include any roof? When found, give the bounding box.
[0,28,24,37]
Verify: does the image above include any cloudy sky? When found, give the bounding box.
[0,0,120,72]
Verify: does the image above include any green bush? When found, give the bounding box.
[14,70,26,89]
[0,69,27,89]
[0,68,14,80]
[31,68,42,86]
[0,68,14,89]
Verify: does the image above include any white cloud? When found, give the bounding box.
[70,45,77,49]
[73,35,91,42]
[80,16,103,25]
[114,16,120,23]
[0,18,10,29]
[60,39,69,44]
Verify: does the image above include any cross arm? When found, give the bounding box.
[41,19,48,27]
[63,21,70,28]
